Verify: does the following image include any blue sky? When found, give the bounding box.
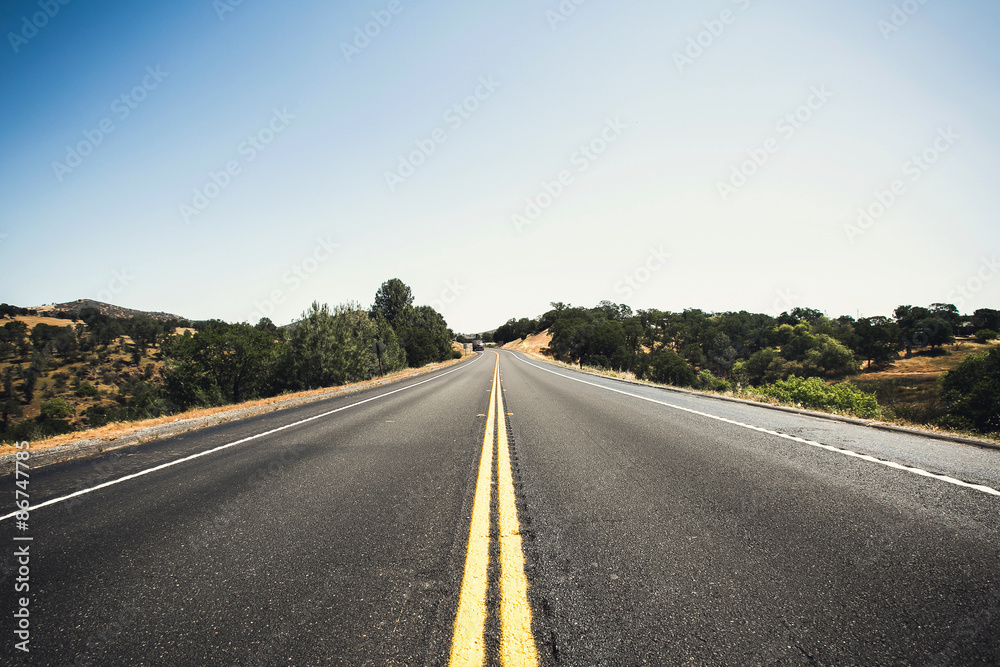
[2,0,999,334]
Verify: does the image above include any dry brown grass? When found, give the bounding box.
[5,315,78,328]
[0,355,469,457]
[501,330,553,356]
[846,338,1000,431]
[857,339,999,379]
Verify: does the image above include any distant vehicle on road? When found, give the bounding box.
[472,339,484,352]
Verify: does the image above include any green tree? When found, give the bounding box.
[398,305,453,367]
[855,316,901,368]
[0,368,21,431]
[284,302,384,388]
[894,305,931,355]
[646,348,697,387]
[371,278,414,327]
[929,303,960,328]
[802,335,857,378]
[548,308,592,364]
[971,308,1000,332]
[38,398,74,436]
[19,362,40,403]
[741,347,781,385]
[913,317,954,351]
[165,321,281,406]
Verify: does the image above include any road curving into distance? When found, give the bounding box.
[2,349,998,665]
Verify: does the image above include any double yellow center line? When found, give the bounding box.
[450,354,538,666]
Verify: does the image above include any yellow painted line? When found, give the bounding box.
[451,353,539,666]
[449,357,498,666]
[496,372,540,666]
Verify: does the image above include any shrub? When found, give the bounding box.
[941,348,1000,434]
[645,348,697,387]
[974,329,998,344]
[696,369,729,392]
[756,375,880,419]
[40,397,73,421]
[75,382,98,397]
[1,420,39,443]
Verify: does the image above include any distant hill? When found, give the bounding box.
[33,299,188,323]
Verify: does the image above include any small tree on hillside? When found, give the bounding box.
[914,317,954,351]
[855,316,901,368]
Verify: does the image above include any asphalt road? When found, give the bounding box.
[2,349,999,665]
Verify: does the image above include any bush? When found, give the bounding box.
[645,349,697,387]
[941,348,1000,434]
[974,329,998,344]
[84,405,114,428]
[696,369,729,392]
[75,382,98,397]
[756,376,880,418]
[1,420,39,443]
[40,398,73,421]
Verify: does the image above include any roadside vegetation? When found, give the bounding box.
[491,302,1000,439]
[0,279,458,444]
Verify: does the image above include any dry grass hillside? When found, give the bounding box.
[850,338,1000,425]
[0,318,170,436]
[501,330,553,356]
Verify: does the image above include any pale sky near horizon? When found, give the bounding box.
[2,1,999,334]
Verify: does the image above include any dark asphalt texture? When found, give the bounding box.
[2,349,999,665]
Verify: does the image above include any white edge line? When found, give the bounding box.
[509,352,1000,498]
[1,354,485,522]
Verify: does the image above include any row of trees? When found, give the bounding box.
[158,280,453,411]
[0,279,458,439]
[490,302,1000,434]
[491,302,1000,386]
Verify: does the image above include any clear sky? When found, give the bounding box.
[2,0,999,334]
